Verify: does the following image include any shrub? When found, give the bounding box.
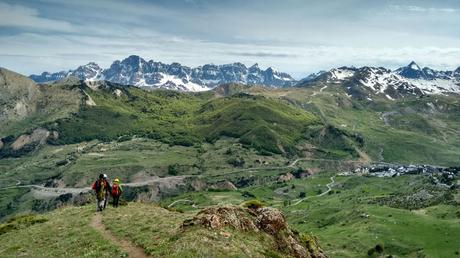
[168,163,180,176]
[0,214,48,235]
[241,191,256,198]
[375,243,384,253]
[367,243,384,256]
[243,199,265,209]
[227,157,245,167]
[299,192,306,198]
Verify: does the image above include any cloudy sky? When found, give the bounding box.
[1,0,459,78]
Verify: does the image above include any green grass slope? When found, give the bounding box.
[260,85,460,166]
[0,68,81,138]
[0,202,324,258]
[0,206,124,257]
[196,94,320,154]
[161,172,460,258]
[46,84,323,155]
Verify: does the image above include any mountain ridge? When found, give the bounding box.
[29,55,296,92]
[299,62,460,99]
[30,58,460,95]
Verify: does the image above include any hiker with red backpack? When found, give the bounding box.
[111,178,123,208]
[92,174,108,212]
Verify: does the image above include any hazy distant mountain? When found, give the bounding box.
[29,55,296,92]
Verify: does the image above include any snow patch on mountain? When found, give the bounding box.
[329,68,356,81]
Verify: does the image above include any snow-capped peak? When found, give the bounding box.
[328,67,356,82]
[408,61,421,71]
[29,56,296,91]
[301,64,460,99]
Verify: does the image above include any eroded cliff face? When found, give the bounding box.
[0,68,42,122]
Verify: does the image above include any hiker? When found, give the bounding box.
[111,178,123,208]
[92,174,108,211]
[103,174,111,209]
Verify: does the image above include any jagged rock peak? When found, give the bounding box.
[29,56,297,92]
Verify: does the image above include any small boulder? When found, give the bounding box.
[278,173,294,182]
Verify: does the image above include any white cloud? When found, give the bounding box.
[1,31,460,79]
[0,3,74,31]
[0,1,459,78]
[390,5,458,13]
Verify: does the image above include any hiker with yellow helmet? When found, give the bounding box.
[110,178,123,208]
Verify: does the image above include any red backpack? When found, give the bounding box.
[111,184,120,196]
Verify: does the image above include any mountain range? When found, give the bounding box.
[29,57,460,97]
[300,61,460,99]
[29,55,296,91]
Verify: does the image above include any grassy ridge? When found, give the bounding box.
[196,94,320,154]
[49,86,322,155]
[0,206,124,257]
[272,85,460,166]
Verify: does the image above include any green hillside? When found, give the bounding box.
[0,202,326,258]
[260,84,460,166]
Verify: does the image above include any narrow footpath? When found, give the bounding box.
[90,213,150,258]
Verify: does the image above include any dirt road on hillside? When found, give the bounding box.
[289,176,335,206]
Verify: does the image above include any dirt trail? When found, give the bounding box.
[90,213,150,258]
[290,176,335,206]
[168,199,194,208]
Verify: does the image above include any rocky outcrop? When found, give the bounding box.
[0,128,58,158]
[11,128,51,150]
[0,68,42,123]
[209,180,238,191]
[278,172,295,182]
[182,205,328,258]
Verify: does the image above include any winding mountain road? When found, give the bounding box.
[289,176,335,206]
[0,176,186,198]
[0,158,344,198]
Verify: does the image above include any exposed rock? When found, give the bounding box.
[183,206,259,231]
[11,128,50,150]
[189,179,207,191]
[114,89,123,97]
[0,139,3,149]
[210,180,237,191]
[29,56,297,92]
[278,173,295,182]
[44,178,66,188]
[183,205,328,258]
[123,176,188,202]
[83,90,97,106]
[0,68,41,122]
